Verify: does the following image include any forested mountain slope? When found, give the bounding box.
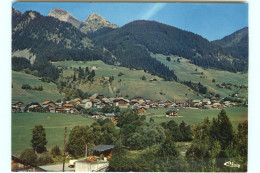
[91,20,248,72]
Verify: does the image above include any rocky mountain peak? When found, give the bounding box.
[85,13,105,23]
[82,13,118,33]
[49,8,75,21]
[48,8,82,28]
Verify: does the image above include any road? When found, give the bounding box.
[39,163,75,172]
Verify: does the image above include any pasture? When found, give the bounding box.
[151,53,248,99]
[53,60,202,101]
[146,107,248,130]
[12,107,247,156]
[12,71,64,105]
[12,112,94,156]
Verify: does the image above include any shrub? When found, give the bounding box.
[37,153,54,166]
[21,84,32,90]
[51,145,61,158]
[20,149,37,166]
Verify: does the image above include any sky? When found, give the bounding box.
[12,2,248,41]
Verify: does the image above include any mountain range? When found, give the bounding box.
[12,7,248,81]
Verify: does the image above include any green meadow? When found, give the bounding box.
[12,107,247,156]
[146,107,248,130]
[53,60,202,101]
[12,112,95,156]
[12,71,64,105]
[151,53,248,99]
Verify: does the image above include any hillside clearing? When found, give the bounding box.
[12,71,64,105]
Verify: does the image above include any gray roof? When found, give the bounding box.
[90,145,114,152]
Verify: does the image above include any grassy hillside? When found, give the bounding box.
[53,60,202,101]
[12,71,64,105]
[151,54,248,99]
[12,112,95,156]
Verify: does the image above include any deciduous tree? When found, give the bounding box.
[31,125,47,153]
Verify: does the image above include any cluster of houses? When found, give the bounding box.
[12,93,238,120]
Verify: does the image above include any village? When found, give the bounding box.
[12,93,245,122]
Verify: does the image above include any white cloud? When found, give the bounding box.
[142,3,166,20]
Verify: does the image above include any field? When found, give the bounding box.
[151,53,248,99]
[53,60,203,101]
[12,107,247,156]
[53,59,248,101]
[12,71,64,105]
[12,112,95,156]
[146,107,248,130]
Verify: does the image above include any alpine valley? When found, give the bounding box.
[11,7,248,172]
[12,7,248,103]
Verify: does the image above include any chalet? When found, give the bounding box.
[96,94,105,100]
[80,99,93,109]
[40,104,52,112]
[135,97,145,104]
[70,98,82,105]
[91,66,98,70]
[223,101,231,107]
[42,101,56,107]
[89,112,104,119]
[101,98,112,105]
[90,145,114,157]
[212,102,222,109]
[104,113,119,122]
[56,104,79,114]
[191,100,202,107]
[63,104,74,108]
[175,101,189,107]
[166,110,178,117]
[91,99,101,108]
[203,105,213,109]
[165,100,172,106]
[150,101,159,109]
[90,93,99,99]
[55,106,66,113]
[138,107,147,115]
[49,107,56,113]
[24,102,43,112]
[12,101,23,108]
[158,101,166,107]
[139,102,149,109]
[202,99,211,105]
[12,101,23,112]
[113,98,129,108]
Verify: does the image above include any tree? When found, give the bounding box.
[66,125,89,158]
[179,121,192,141]
[141,75,146,80]
[237,120,248,157]
[210,109,235,151]
[31,125,47,153]
[51,145,61,158]
[126,124,166,150]
[158,139,179,157]
[161,120,182,141]
[88,70,95,81]
[20,149,37,166]
[166,57,171,62]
